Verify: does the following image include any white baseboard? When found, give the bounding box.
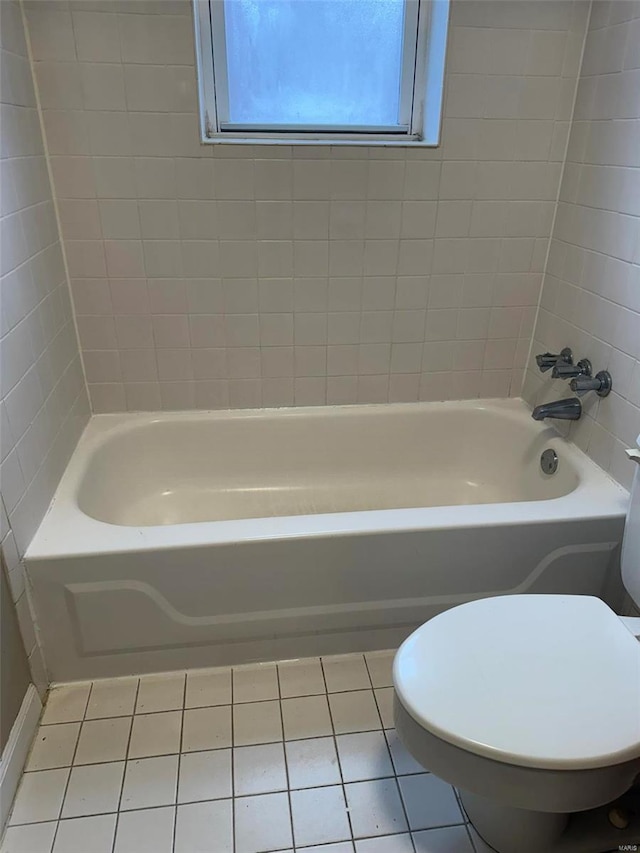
[0,686,42,830]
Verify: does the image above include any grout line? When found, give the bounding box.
[170,672,187,852]
[320,655,355,848]
[110,677,141,853]
[48,680,93,851]
[24,724,414,770]
[275,664,296,851]
[229,663,237,853]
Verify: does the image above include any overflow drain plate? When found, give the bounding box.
[540,448,559,475]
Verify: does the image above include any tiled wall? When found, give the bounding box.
[25,0,590,412]
[524,0,640,489]
[0,0,90,690]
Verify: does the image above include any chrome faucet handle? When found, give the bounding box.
[552,358,592,380]
[569,370,612,398]
[536,348,573,373]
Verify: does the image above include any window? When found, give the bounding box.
[194,0,449,145]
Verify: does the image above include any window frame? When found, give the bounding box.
[193,0,449,146]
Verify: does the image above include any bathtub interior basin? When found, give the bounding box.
[77,400,580,527]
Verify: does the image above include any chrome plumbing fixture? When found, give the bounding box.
[535,348,572,373]
[540,448,559,475]
[570,370,612,398]
[551,358,592,380]
[531,397,582,421]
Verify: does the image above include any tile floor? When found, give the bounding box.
[1,651,491,853]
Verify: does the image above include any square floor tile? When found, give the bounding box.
[178,749,232,803]
[26,723,80,771]
[285,737,341,789]
[233,743,287,796]
[291,785,351,847]
[364,650,395,688]
[175,800,233,853]
[74,717,131,765]
[234,791,292,853]
[399,774,463,831]
[0,822,57,853]
[182,706,231,752]
[281,695,332,740]
[385,729,426,776]
[374,687,394,728]
[185,667,231,709]
[233,700,282,746]
[113,806,175,853]
[322,654,371,692]
[345,779,408,838]
[303,845,354,853]
[336,731,394,782]
[233,664,279,703]
[61,762,124,819]
[278,658,325,698]
[120,755,178,811]
[128,711,181,759]
[136,674,184,713]
[9,769,69,825]
[85,678,138,720]
[329,691,382,734]
[356,835,414,852]
[42,685,91,725]
[413,825,475,852]
[52,814,117,853]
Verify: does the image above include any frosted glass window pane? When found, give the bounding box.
[223,0,407,127]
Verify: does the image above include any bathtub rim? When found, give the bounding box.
[26,397,629,561]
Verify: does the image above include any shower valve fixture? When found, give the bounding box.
[570,370,612,398]
[535,348,573,373]
[552,358,592,380]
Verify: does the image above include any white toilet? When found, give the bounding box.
[393,441,640,853]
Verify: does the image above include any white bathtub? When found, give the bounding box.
[26,399,628,681]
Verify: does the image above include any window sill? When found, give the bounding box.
[200,135,440,147]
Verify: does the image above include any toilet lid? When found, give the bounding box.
[393,595,640,770]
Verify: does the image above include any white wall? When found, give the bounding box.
[524,0,640,489]
[0,0,90,689]
[25,0,589,412]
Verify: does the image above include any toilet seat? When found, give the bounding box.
[393,595,640,771]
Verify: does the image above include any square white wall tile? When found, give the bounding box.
[21,0,593,413]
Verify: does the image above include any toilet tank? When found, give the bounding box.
[621,435,640,609]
